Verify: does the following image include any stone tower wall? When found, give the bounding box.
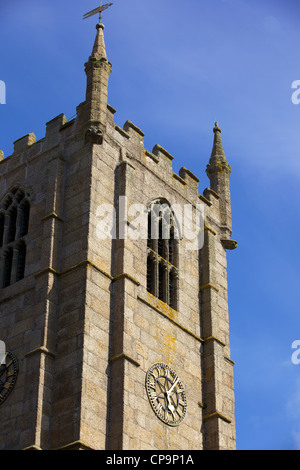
[0,21,236,451]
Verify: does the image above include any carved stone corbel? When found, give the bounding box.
[221,239,238,250]
[85,125,103,145]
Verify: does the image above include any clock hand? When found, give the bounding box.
[166,393,175,412]
[167,377,179,396]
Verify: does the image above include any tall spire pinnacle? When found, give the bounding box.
[83,13,112,141]
[206,121,232,234]
[206,121,230,180]
[91,23,107,60]
[209,122,227,165]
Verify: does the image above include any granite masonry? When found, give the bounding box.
[0,20,237,450]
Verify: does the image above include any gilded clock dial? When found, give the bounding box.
[145,363,187,426]
[0,351,18,405]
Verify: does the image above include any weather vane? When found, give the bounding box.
[83,2,113,23]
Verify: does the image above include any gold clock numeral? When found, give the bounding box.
[157,403,163,414]
[7,371,14,378]
[150,371,157,380]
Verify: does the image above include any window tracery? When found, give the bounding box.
[0,189,30,288]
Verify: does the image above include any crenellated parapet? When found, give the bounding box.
[0,108,227,216]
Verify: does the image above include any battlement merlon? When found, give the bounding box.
[13,133,36,154]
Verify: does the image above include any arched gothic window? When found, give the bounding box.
[147,200,179,309]
[0,188,30,288]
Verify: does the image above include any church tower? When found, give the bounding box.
[0,12,237,451]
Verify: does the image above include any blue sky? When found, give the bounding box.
[1,0,300,450]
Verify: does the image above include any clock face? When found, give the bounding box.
[0,351,18,405]
[145,363,187,426]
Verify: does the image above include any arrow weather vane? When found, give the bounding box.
[83,2,113,23]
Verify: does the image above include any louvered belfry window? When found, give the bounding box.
[0,189,30,288]
[147,200,179,310]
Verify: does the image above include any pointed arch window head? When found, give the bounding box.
[3,196,12,211]
[147,199,179,309]
[0,188,30,288]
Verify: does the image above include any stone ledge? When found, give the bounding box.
[203,411,232,424]
[25,346,56,359]
[34,261,141,288]
[34,260,113,280]
[55,440,94,450]
[23,445,43,450]
[203,336,226,347]
[112,273,140,286]
[107,103,117,114]
[109,353,141,368]
[204,226,217,236]
[200,283,219,292]
[225,356,235,366]
[41,212,64,222]
[198,401,207,409]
